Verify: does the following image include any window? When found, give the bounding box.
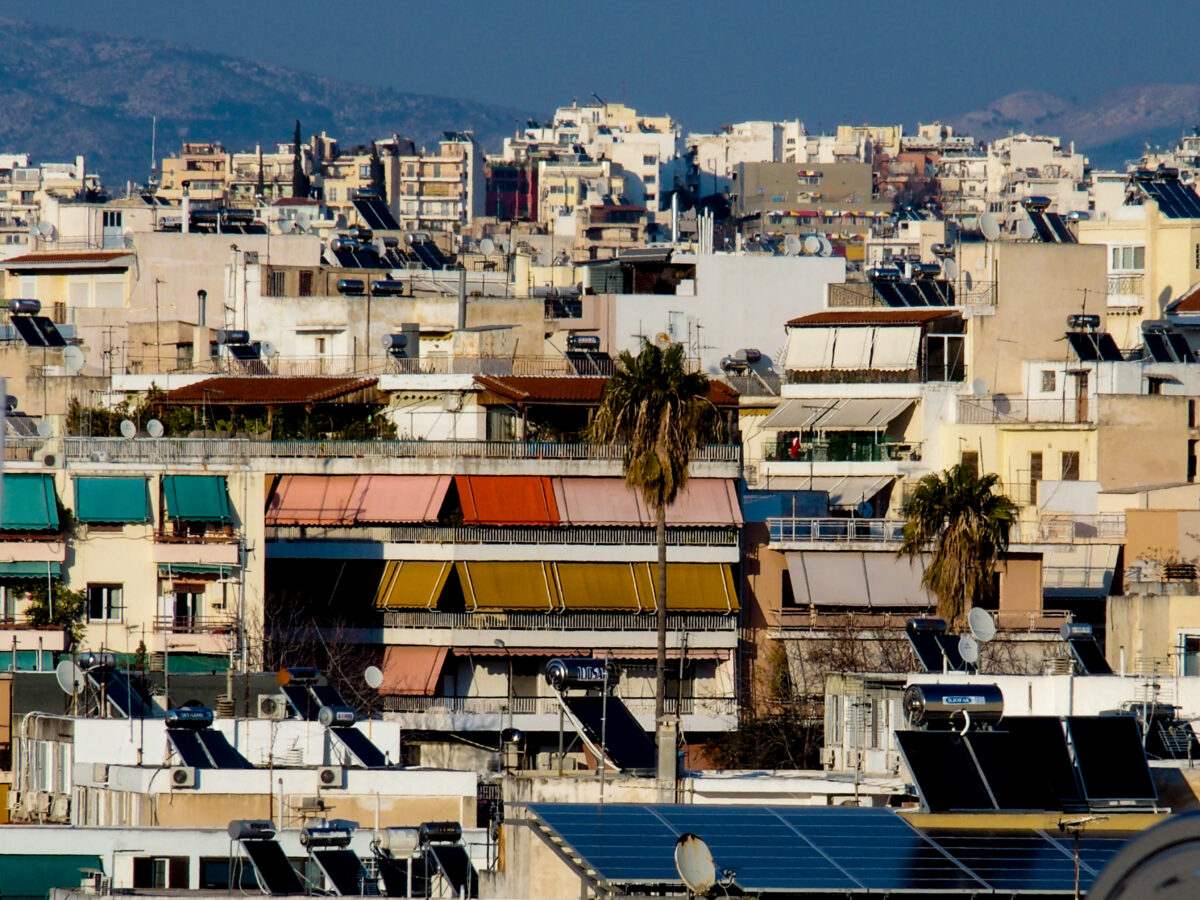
[1181,634,1200,676]
[1111,245,1145,271]
[133,857,188,889]
[644,175,656,185]
[1,585,19,622]
[266,270,285,297]
[642,155,657,166]
[359,164,371,179]
[961,450,979,476]
[102,211,122,228]
[1030,451,1043,504]
[1190,440,1197,484]
[1041,370,1056,392]
[175,342,193,368]
[1195,243,1199,270]
[326,187,337,202]
[170,586,205,630]
[1148,376,1167,395]
[87,584,123,622]
[781,571,797,608]
[298,270,314,297]
[315,336,327,355]
[1061,450,1080,481]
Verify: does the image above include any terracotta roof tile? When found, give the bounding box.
[3,250,133,267]
[787,308,960,327]
[475,374,738,406]
[157,376,378,406]
[1169,281,1200,313]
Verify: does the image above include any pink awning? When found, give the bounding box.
[266,475,449,525]
[380,645,448,696]
[266,475,360,525]
[553,478,742,527]
[666,479,743,526]
[355,475,451,523]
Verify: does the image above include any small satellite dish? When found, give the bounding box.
[674,833,717,895]
[278,219,295,234]
[783,234,801,256]
[980,212,1000,241]
[856,500,873,518]
[971,377,989,398]
[259,341,277,359]
[654,331,672,348]
[943,258,959,280]
[36,420,53,439]
[330,236,343,252]
[817,236,833,256]
[119,419,137,439]
[968,607,997,643]
[55,660,86,696]
[294,214,311,232]
[146,419,164,438]
[803,235,821,255]
[1017,218,1035,240]
[958,634,980,665]
[364,666,383,690]
[63,345,85,374]
[480,237,495,256]
[41,223,56,240]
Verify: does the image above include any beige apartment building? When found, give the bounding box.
[396,132,484,233]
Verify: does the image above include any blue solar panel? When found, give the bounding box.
[198,729,255,769]
[331,727,389,768]
[1168,333,1196,363]
[282,683,319,720]
[168,729,214,769]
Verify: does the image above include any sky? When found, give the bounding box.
[14,0,1200,131]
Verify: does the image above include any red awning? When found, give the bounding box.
[267,475,450,525]
[380,646,448,696]
[456,475,559,525]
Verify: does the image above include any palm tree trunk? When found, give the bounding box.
[655,501,668,722]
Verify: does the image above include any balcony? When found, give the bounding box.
[1107,273,1144,309]
[1018,514,1125,544]
[381,609,736,632]
[153,540,240,563]
[267,523,738,547]
[768,518,904,545]
[382,694,737,717]
[153,614,237,634]
[767,439,921,464]
[957,396,1094,425]
[776,608,1071,633]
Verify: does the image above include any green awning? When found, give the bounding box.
[162,475,231,523]
[0,473,60,531]
[158,563,237,577]
[0,854,103,900]
[0,561,61,580]
[74,477,152,524]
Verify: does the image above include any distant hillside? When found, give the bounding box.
[0,17,534,188]
[949,84,1200,170]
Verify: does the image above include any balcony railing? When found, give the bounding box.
[64,437,742,465]
[381,610,736,631]
[1107,273,1144,297]
[153,615,237,634]
[768,518,905,544]
[778,608,1071,633]
[1019,514,1125,543]
[147,354,597,378]
[382,694,737,716]
[957,396,1093,425]
[767,440,921,463]
[268,524,738,546]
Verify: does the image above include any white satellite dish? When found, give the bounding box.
[119,419,137,439]
[39,222,56,240]
[364,666,384,690]
[674,833,717,895]
[943,258,959,280]
[294,215,311,232]
[803,235,821,255]
[980,212,1000,241]
[817,235,833,257]
[783,234,801,256]
[55,660,86,696]
[259,341,278,358]
[1017,218,1035,240]
[146,418,164,438]
[480,237,495,256]
[36,420,53,439]
[63,345,85,374]
[278,219,295,234]
[958,634,980,665]
[971,377,989,398]
[968,607,997,643]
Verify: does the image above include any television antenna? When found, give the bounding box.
[674,833,718,895]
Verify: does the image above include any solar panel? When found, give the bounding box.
[312,684,346,708]
[1067,716,1156,805]
[1046,213,1077,243]
[1167,333,1196,363]
[914,281,943,306]
[227,344,261,361]
[10,315,47,346]
[313,849,378,895]
[282,683,319,720]
[895,284,925,307]
[1145,332,1173,362]
[90,668,155,718]
[331,727,390,768]
[964,731,1061,810]
[906,631,945,672]
[197,729,254,769]
[427,846,477,898]
[1066,634,1113,675]
[30,317,67,347]
[375,855,410,896]
[561,695,656,771]
[934,633,976,673]
[353,197,401,231]
[1002,717,1084,808]
[896,731,994,811]
[410,241,447,271]
[168,729,214,769]
[242,840,305,895]
[1095,332,1124,361]
[1067,331,1100,361]
[1028,212,1057,242]
[923,831,1081,893]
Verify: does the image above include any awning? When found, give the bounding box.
[667,480,743,526]
[266,475,450,525]
[157,564,236,579]
[1,474,59,531]
[785,327,836,370]
[0,561,61,580]
[0,855,105,900]
[815,398,914,431]
[380,645,448,696]
[375,561,452,609]
[456,561,561,610]
[355,475,451,523]
[162,475,231,523]
[760,400,838,429]
[869,326,922,369]
[1043,545,1120,597]
[785,551,933,608]
[552,478,741,527]
[456,476,559,525]
[556,562,645,611]
[832,326,874,369]
[640,563,739,612]
[761,475,894,510]
[459,647,591,657]
[73,477,152,525]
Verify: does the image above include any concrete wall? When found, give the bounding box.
[1097,394,1192,489]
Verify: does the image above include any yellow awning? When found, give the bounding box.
[375,561,452,609]
[456,562,561,611]
[637,563,739,613]
[556,563,643,611]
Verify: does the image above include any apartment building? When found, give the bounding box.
[0,153,101,254]
[395,133,485,233]
[986,134,1089,223]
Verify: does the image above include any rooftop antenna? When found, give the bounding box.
[149,115,157,189]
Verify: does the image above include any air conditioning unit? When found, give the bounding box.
[170,766,197,788]
[317,766,344,789]
[91,763,109,784]
[257,694,287,720]
[40,451,58,468]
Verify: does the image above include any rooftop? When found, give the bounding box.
[787,308,961,327]
[475,374,739,406]
[2,250,133,269]
[156,376,379,406]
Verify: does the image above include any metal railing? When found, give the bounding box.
[779,608,1071,633]
[382,694,737,716]
[163,355,593,378]
[64,437,742,464]
[152,615,237,634]
[768,518,906,544]
[957,396,1093,425]
[1108,273,1144,296]
[268,524,739,546]
[826,281,996,308]
[766,441,921,463]
[1020,514,1126,543]
[381,610,737,631]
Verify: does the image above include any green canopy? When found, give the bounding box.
[162,475,231,523]
[158,563,236,577]
[0,854,103,900]
[74,477,152,524]
[0,473,59,531]
[0,561,61,580]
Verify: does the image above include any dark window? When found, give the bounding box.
[1061,451,1081,481]
[1190,399,1196,428]
[1030,451,1043,504]
[298,270,314,297]
[961,450,979,476]
[782,571,797,608]
[1041,370,1056,392]
[87,584,123,622]
[1190,440,1198,484]
[133,857,188,889]
[1148,377,1166,395]
[267,270,285,296]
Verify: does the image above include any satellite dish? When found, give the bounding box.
[943,258,959,280]
[980,213,1000,241]
[364,666,383,690]
[480,237,495,255]
[971,377,989,398]
[63,345,85,374]
[817,236,833,257]
[36,420,53,439]
[674,833,717,895]
[39,222,56,240]
[119,419,137,439]
[146,419,164,438]
[330,236,343,252]
[958,634,980,665]
[968,607,997,643]
[1017,218,1035,240]
[654,332,672,348]
[294,215,310,232]
[259,341,277,358]
[783,234,801,256]
[278,219,295,234]
[803,235,821,255]
[55,660,85,696]
[856,500,873,518]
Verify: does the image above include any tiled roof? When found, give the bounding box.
[273,197,320,206]
[157,376,378,406]
[1169,281,1200,314]
[475,375,738,406]
[3,251,133,268]
[787,308,960,327]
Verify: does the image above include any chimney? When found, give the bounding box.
[182,185,190,234]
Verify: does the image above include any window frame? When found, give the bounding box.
[86,583,124,623]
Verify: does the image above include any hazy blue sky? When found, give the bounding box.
[17,0,1200,129]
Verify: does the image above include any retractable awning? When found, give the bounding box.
[267,475,450,525]
[456,476,559,525]
[556,562,645,611]
[74,477,152,524]
[1,474,59,531]
[0,561,61,580]
[552,478,742,527]
[380,646,448,696]
[759,400,838,429]
[375,561,452,609]
[785,551,933,608]
[815,398,914,431]
[162,476,231,523]
[456,561,561,610]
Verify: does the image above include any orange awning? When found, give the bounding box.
[266,475,360,525]
[380,645,448,696]
[267,475,450,525]
[456,475,560,525]
[552,478,742,526]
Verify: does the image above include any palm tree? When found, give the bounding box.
[898,463,1018,627]
[590,341,723,721]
